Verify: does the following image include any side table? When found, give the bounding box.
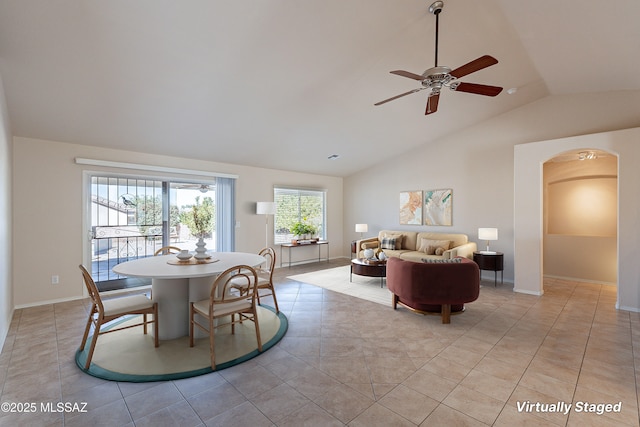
[473,251,504,286]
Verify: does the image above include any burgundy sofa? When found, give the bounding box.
[386,256,480,323]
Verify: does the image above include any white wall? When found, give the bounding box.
[0,75,13,349]
[12,137,343,307]
[344,90,640,298]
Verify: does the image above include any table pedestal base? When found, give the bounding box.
[153,276,214,340]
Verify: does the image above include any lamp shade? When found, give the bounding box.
[355,224,368,233]
[478,228,498,241]
[256,202,276,215]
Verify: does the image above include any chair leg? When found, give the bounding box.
[79,307,95,352]
[189,304,195,347]
[270,285,280,313]
[253,307,262,352]
[84,322,101,370]
[143,313,148,335]
[153,304,159,347]
[209,316,216,370]
[441,304,451,324]
[392,294,398,309]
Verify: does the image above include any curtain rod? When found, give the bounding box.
[75,158,238,179]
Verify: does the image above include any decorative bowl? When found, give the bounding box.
[176,250,193,261]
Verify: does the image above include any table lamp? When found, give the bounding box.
[478,228,498,254]
[355,223,368,239]
[256,202,276,248]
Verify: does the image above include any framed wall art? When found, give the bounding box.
[399,191,422,225]
[424,188,452,226]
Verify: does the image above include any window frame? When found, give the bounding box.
[273,187,327,244]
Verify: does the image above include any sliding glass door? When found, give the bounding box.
[89,175,217,291]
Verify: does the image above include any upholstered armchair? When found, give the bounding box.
[386,256,480,323]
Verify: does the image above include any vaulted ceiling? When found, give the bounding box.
[1,1,638,177]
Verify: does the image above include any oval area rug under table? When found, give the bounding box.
[75,305,287,382]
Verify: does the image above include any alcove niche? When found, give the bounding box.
[543,150,617,284]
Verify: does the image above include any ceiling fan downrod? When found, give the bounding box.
[429,1,444,67]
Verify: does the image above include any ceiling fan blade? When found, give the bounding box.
[374,88,426,106]
[450,55,498,79]
[425,93,440,115]
[390,70,425,81]
[453,82,503,97]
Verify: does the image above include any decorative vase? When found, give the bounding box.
[363,248,375,259]
[194,237,209,259]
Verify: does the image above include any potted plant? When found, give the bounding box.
[180,197,213,259]
[291,222,316,241]
[291,222,306,241]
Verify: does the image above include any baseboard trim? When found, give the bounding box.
[543,274,616,286]
[513,287,543,296]
[14,295,85,309]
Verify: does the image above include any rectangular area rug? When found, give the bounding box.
[287,265,392,307]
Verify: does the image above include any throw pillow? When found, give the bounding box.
[382,233,404,249]
[418,238,451,255]
[421,258,463,263]
[380,237,400,250]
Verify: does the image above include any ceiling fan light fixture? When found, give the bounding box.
[578,151,597,160]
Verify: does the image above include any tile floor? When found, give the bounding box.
[1,259,639,426]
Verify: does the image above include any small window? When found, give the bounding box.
[274,187,326,244]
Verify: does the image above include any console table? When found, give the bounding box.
[280,241,329,268]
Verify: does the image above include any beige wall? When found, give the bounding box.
[344,90,640,307]
[0,75,13,344]
[12,137,343,307]
[543,156,617,283]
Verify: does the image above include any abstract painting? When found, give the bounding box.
[399,191,422,225]
[424,189,452,226]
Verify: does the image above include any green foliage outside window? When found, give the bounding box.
[180,196,215,238]
[134,195,179,236]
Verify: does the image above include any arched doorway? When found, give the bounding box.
[513,127,640,312]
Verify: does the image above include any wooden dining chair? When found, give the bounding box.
[154,246,182,256]
[189,265,263,370]
[78,265,159,370]
[230,247,279,313]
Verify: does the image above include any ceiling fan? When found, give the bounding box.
[175,183,213,193]
[375,1,503,115]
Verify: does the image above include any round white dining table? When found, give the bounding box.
[112,252,265,340]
